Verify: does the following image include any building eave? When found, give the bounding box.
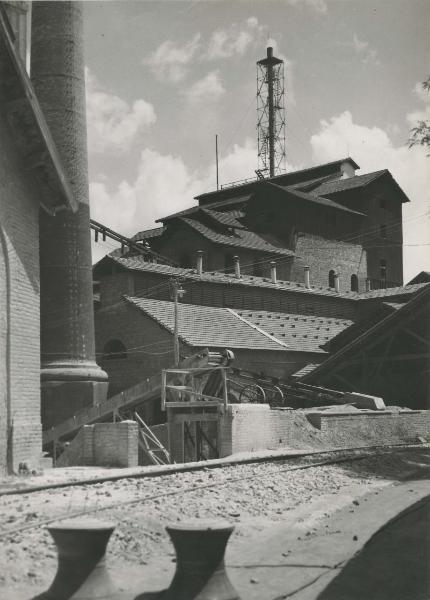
[0,5,76,215]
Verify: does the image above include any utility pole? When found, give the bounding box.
[170,279,185,367]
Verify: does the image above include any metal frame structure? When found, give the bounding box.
[257,47,286,177]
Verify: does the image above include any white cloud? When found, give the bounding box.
[183,71,225,105]
[350,34,380,66]
[310,110,430,281]
[205,17,266,60]
[90,139,263,263]
[286,0,328,14]
[142,33,201,83]
[86,68,156,153]
[142,17,267,85]
[407,81,430,125]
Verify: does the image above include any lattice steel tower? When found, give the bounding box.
[257,47,286,177]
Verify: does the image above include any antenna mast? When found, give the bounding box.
[257,47,286,177]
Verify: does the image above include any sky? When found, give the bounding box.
[83,0,430,282]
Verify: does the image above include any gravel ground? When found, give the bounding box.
[0,447,428,597]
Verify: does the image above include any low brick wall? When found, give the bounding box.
[219,405,430,457]
[56,421,138,468]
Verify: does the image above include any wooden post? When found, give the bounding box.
[221,368,228,410]
[161,370,167,411]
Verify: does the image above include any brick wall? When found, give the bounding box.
[291,234,367,293]
[100,270,360,320]
[0,110,42,474]
[56,421,138,468]
[95,302,176,397]
[218,405,430,456]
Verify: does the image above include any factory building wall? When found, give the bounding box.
[96,268,360,322]
[0,114,42,474]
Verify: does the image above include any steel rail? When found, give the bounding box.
[0,442,420,499]
[0,444,422,541]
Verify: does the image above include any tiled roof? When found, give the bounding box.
[158,195,251,223]
[356,282,429,299]
[132,226,166,242]
[104,254,430,302]
[201,208,246,229]
[302,284,430,383]
[180,217,294,256]
[311,170,410,203]
[236,310,353,352]
[195,158,359,203]
[269,183,365,216]
[124,297,289,351]
[311,170,387,196]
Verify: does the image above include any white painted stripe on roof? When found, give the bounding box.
[226,308,290,350]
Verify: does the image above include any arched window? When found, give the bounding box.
[328,269,335,288]
[350,274,358,292]
[103,339,127,360]
[224,253,234,274]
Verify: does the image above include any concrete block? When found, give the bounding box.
[344,392,386,411]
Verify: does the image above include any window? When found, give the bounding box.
[350,274,358,292]
[380,225,387,238]
[328,269,335,288]
[103,339,127,360]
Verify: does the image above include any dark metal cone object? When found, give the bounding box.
[32,519,122,599]
[162,522,240,600]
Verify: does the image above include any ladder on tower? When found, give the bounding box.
[134,412,171,466]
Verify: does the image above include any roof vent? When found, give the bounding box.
[341,161,356,179]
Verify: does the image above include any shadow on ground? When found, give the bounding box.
[317,495,430,600]
[332,447,430,483]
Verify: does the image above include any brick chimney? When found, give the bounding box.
[196,250,203,275]
[31,1,107,428]
[304,265,310,289]
[233,256,241,279]
[270,261,277,284]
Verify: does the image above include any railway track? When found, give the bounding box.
[0,444,423,541]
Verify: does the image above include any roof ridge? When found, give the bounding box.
[227,308,290,349]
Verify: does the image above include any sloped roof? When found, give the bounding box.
[235,310,353,353]
[180,217,294,256]
[124,297,289,351]
[311,169,410,203]
[132,226,166,242]
[97,254,430,303]
[302,284,430,383]
[195,158,359,204]
[201,208,246,229]
[267,183,365,216]
[158,195,251,223]
[407,271,430,285]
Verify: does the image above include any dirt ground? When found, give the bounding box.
[0,446,429,599]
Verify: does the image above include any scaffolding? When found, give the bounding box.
[257,47,286,177]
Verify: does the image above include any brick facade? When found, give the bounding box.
[0,112,42,474]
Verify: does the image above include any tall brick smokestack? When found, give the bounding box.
[31,1,107,427]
